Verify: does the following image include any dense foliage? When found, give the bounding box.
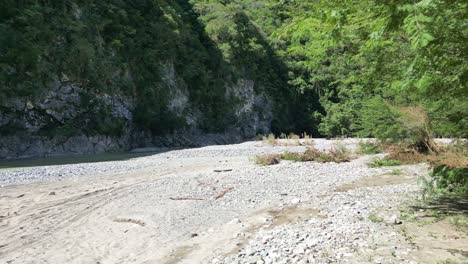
[0,0,297,136]
[1,0,466,139]
[248,0,466,139]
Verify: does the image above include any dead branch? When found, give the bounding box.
[169,197,206,201]
[213,187,234,200]
[214,169,233,173]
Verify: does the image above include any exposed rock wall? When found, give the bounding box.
[0,63,273,159]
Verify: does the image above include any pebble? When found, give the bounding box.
[290,198,301,205]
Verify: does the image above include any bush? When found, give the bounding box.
[265,133,276,144]
[255,154,281,166]
[360,98,437,153]
[425,166,468,196]
[449,215,468,228]
[288,132,299,139]
[280,152,304,162]
[281,147,351,163]
[358,141,382,154]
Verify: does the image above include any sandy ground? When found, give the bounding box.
[0,140,466,264]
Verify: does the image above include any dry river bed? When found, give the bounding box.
[0,139,466,264]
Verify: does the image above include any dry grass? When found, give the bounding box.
[260,132,315,147]
[396,106,438,153]
[281,147,351,163]
[262,137,315,147]
[428,152,468,168]
[385,149,428,165]
[381,141,467,168]
[255,147,352,166]
[255,154,281,166]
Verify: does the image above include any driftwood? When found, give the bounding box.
[213,169,233,173]
[213,187,234,200]
[169,197,206,201]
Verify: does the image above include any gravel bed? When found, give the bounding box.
[216,181,423,264]
[0,139,363,186]
[0,138,438,264]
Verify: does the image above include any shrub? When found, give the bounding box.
[282,147,351,163]
[425,166,468,196]
[255,154,281,166]
[280,152,304,162]
[288,132,299,139]
[360,98,437,153]
[358,141,382,154]
[256,134,264,141]
[384,149,427,165]
[449,215,468,228]
[256,147,352,165]
[266,133,276,144]
[327,146,352,162]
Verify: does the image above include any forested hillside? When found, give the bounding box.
[0,0,466,158]
[240,0,467,138]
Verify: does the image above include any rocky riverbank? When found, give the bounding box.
[0,139,465,264]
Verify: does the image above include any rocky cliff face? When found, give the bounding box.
[0,1,296,159]
[0,63,273,159]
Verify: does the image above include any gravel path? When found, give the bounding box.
[0,139,465,263]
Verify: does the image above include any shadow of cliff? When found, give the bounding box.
[0,150,170,169]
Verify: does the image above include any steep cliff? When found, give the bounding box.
[0,0,295,158]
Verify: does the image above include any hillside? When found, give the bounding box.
[0,1,299,158]
[1,0,466,159]
[0,1,466,263]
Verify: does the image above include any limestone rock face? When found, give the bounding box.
[0,64,274,159]
[227,79,273,138]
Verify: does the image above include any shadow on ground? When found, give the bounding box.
[0,150,170,170]
[411,196,468,215]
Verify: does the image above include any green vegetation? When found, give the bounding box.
[404,140,468,197]
[423,166,468,197]
[448,215,468,228]
[369,159,401,168]
[280,152,304,162]
[358,142,382,155]
[1,0,466,144]
[368,213,384,223]
[0,0,299,137]
[388,169,403,176]
[244,0,466,139]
